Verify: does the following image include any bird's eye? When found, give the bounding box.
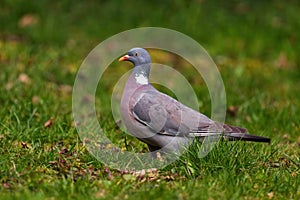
[134,52,139,56]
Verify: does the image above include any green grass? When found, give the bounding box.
[1,0,300,199]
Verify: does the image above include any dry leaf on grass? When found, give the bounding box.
[5,82,13,91]
[267,191,274,199]
[2,182,10,189]
[291,171,297,177]
[58,84,72,94]
[227,105,239,117]
[20,141,32,149]
[18,14,38,28]
[18,73,31,84]
[275,52,289,69]
[44,118,53,128]
[32,96,39,104]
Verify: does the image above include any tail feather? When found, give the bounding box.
[225,133,271,143]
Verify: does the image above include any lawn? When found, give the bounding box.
[0,0,299,199]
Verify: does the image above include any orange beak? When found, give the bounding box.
[118,55,130,62]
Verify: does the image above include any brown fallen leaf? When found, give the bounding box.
[227,105,239,117]
[44,118,53,128]
[18,73,31,84]
[275,52,289,69]
[132,168,158,178]
[94,190,106,198]
[49,161,58,165]
[82,94,94,104]
[59,147,69,155]
[267,191,274,199]
[282,134,289,139]
[246,115,252,123]
[118,168,159,182]
[271,162,280,168]
[18,14,38,28]
[20,141,30,149]
[291,171,297,177]
[58,84,72,94]
[5,82,13,91]
[32,96,39,104]
[2,182,10,189]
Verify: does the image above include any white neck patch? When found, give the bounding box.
[135,74,148,85]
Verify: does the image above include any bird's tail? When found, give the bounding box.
[224,133,271,143]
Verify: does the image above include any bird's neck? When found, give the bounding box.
[133,64,150,85]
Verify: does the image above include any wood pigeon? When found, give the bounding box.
[119,47,270,155]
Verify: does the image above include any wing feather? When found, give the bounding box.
[131,92,211,137]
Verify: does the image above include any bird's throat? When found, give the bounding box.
[135,73,148,85]
[133,64,150,85]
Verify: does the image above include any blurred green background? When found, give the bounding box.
[0,0,299,199]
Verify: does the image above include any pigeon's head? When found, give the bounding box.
[119,48,151,66]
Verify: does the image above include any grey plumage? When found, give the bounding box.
[119,48,270,154]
